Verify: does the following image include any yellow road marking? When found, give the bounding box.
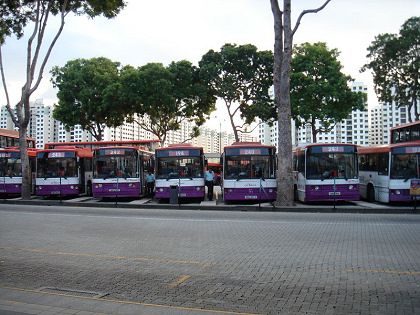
[2,246,419,275]
[166,263,213,289]
[0,286,263,315]
[0,246,206,264]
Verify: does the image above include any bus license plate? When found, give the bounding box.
[51,191,60,194]
[179,193,186,197]
[109,189,120,192]
[329,192,341,195]
[245,196,257,199]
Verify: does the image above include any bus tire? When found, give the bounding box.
[367,185,375,202]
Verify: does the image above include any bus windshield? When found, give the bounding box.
[37,157,77,178]
[0,156,22,177]
[225,155,275,179]
[391,154,419,179]
[94,155,138,179]
[306,153,357,180]
[157,157,203,179]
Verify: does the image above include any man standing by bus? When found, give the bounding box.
[205,167,215,201]
[145,169,155,197]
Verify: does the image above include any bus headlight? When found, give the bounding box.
[268,189,274,193]
[311,186,319,190]
[70,186,74,189]
[349,185,354,190]
[159,188,164,192]
[391,189,401,195]
[196,187,201,191]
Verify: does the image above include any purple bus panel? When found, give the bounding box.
[304,184,359,202]
[155,185,205,199]
[93,182,141,198]
[223,187,276,201]
[389,189,411,202]
[36,184,80,196]
[0,183,22,194]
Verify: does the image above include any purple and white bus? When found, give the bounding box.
[293,143,359,202]
[222,142,277,201]
[36,146,93,197]
[358,142,420,203]
[0,147,37,195]
[92,146,154,198]
[155,144,205,200]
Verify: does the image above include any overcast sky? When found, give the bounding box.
[1,0,419,130]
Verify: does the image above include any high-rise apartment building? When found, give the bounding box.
[259,82,370,148]
[369,91,413,146]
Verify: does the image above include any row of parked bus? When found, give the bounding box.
[1,121,419,203]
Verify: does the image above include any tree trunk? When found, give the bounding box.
[19,125,31,200]
[272,0,294,207]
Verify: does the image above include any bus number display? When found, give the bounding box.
[105,149,125,155]
[239,149,261,155]
[0,152,11,158]
[322,146,344,153]
[48,152,65,158]
[406,147,420,154]
[169,150,189,157]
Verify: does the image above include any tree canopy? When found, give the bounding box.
[291,42,366,142]
[0,0,126,199]
[361,16,420,122]
[199,43,273,142]
[126,60,216,145]
[51,57,131,141]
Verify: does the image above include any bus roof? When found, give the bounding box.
[38,146,92,157]
[44,140,160,150]
[224,141,276,150]
[93,146,155,154]
[390,120,420,131]
[0,129,35,141]
[293,143,359,154]
[358,141,420,154]
[155,143,204,151]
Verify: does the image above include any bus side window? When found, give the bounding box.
[377,153,389,175]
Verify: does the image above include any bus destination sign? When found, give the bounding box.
[321,146,345,153]
[48,152,65,158]
[169,150,190,157]
[104,149,125,155]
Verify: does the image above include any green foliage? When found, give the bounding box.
[361,16,420,121]
[51,57,130,140]
[127,60,216,143]
[199,43,274,141]
[0,0,126,44]
[291,42,365,142]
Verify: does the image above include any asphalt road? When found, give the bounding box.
[0,204,419,314]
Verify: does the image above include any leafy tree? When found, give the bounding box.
[199,43,273,142]
[291,42,366,143]
[0,0,126,199]
[127,61,216,145]
[361,16,420,122]
[270,0,331,206]
[51,57,131,141]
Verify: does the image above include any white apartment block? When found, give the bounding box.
[369,101,410,146]
[259,82,370,148]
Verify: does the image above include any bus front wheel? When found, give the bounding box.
[367,185,375,202]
